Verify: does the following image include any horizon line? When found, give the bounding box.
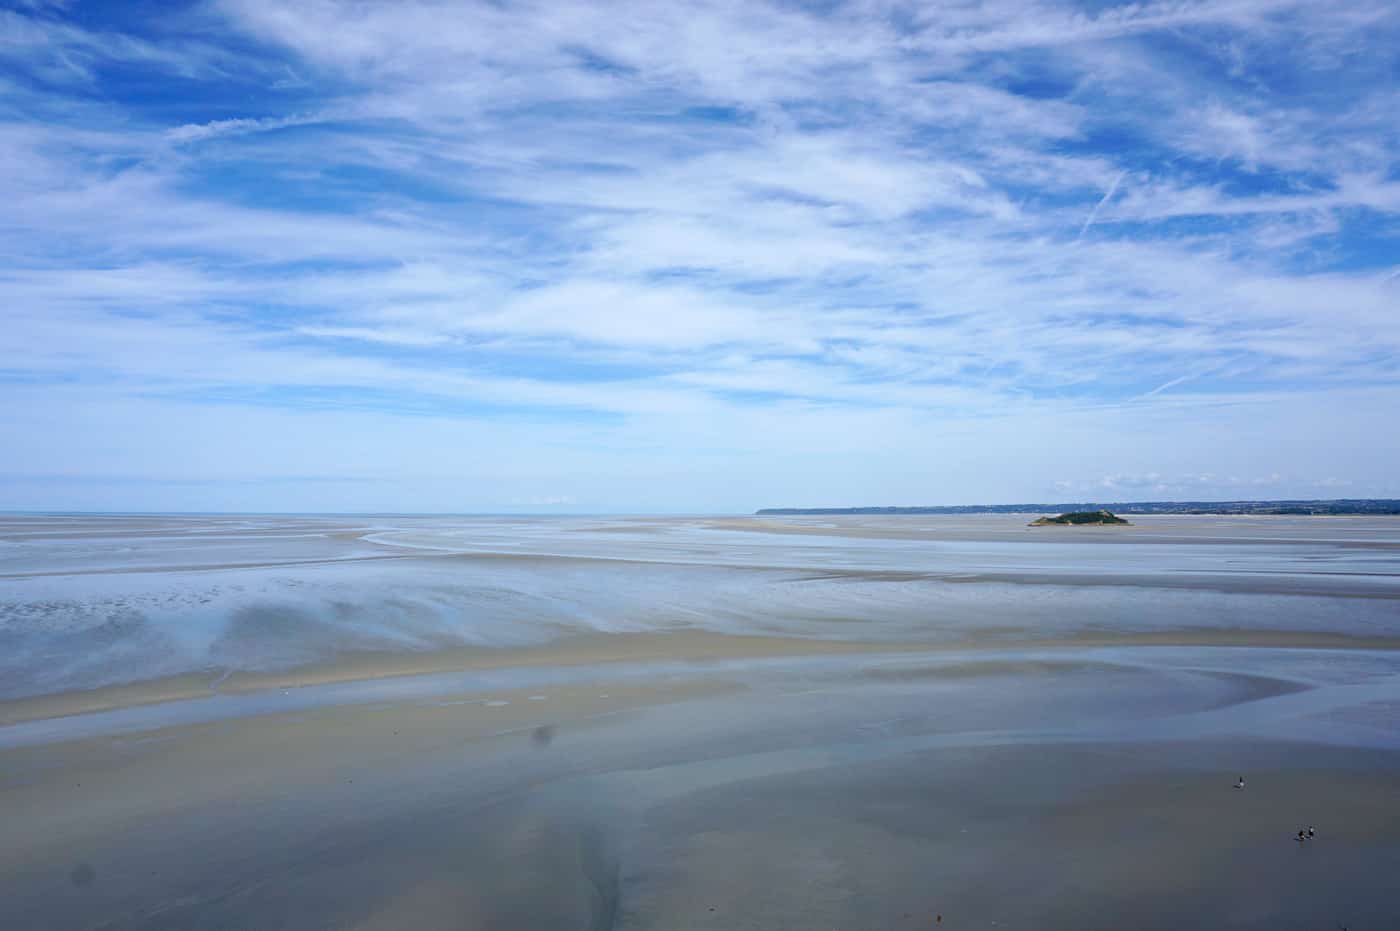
[4,497,1400,518]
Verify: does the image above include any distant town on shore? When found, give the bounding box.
[756,499,1400,516]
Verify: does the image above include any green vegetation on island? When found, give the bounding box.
[1029,509,1131,526]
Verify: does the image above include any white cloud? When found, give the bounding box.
[165,114,326,144]
[2,0,1398,509]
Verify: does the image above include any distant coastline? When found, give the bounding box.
[756,499,1400,516]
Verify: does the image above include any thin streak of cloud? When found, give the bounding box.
[1076,169,1127,241]
[165,113,327,144]
[1140,373,1197,398]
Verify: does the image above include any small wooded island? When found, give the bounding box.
[1030,509,1132,526]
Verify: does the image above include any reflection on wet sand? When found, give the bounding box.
[1,515,1398,928]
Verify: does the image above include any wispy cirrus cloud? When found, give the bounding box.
[1,0,1398,510]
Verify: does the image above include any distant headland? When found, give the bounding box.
[1030,510,1131,526]
[756,499,1400,516]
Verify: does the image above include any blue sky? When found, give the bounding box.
[2,0,1398,512]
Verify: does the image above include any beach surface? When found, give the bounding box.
[2,514,1399,928]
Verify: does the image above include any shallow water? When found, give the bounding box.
[5,644,1398,751]
[4,514,1400,930]
[2,513,1398,699]
[3,641,1398,931]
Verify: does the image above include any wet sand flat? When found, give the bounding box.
[4,514,1400,705]
[9,626,1400,727]
[2,647,1399,929]
[2,514,1399,928]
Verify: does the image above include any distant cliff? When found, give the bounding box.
[756,499,1400,516]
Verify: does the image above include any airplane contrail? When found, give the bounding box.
[1142,372,1195,397]
[1077,170,1128,241]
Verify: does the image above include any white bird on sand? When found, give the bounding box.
[1234,776,1245,789]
